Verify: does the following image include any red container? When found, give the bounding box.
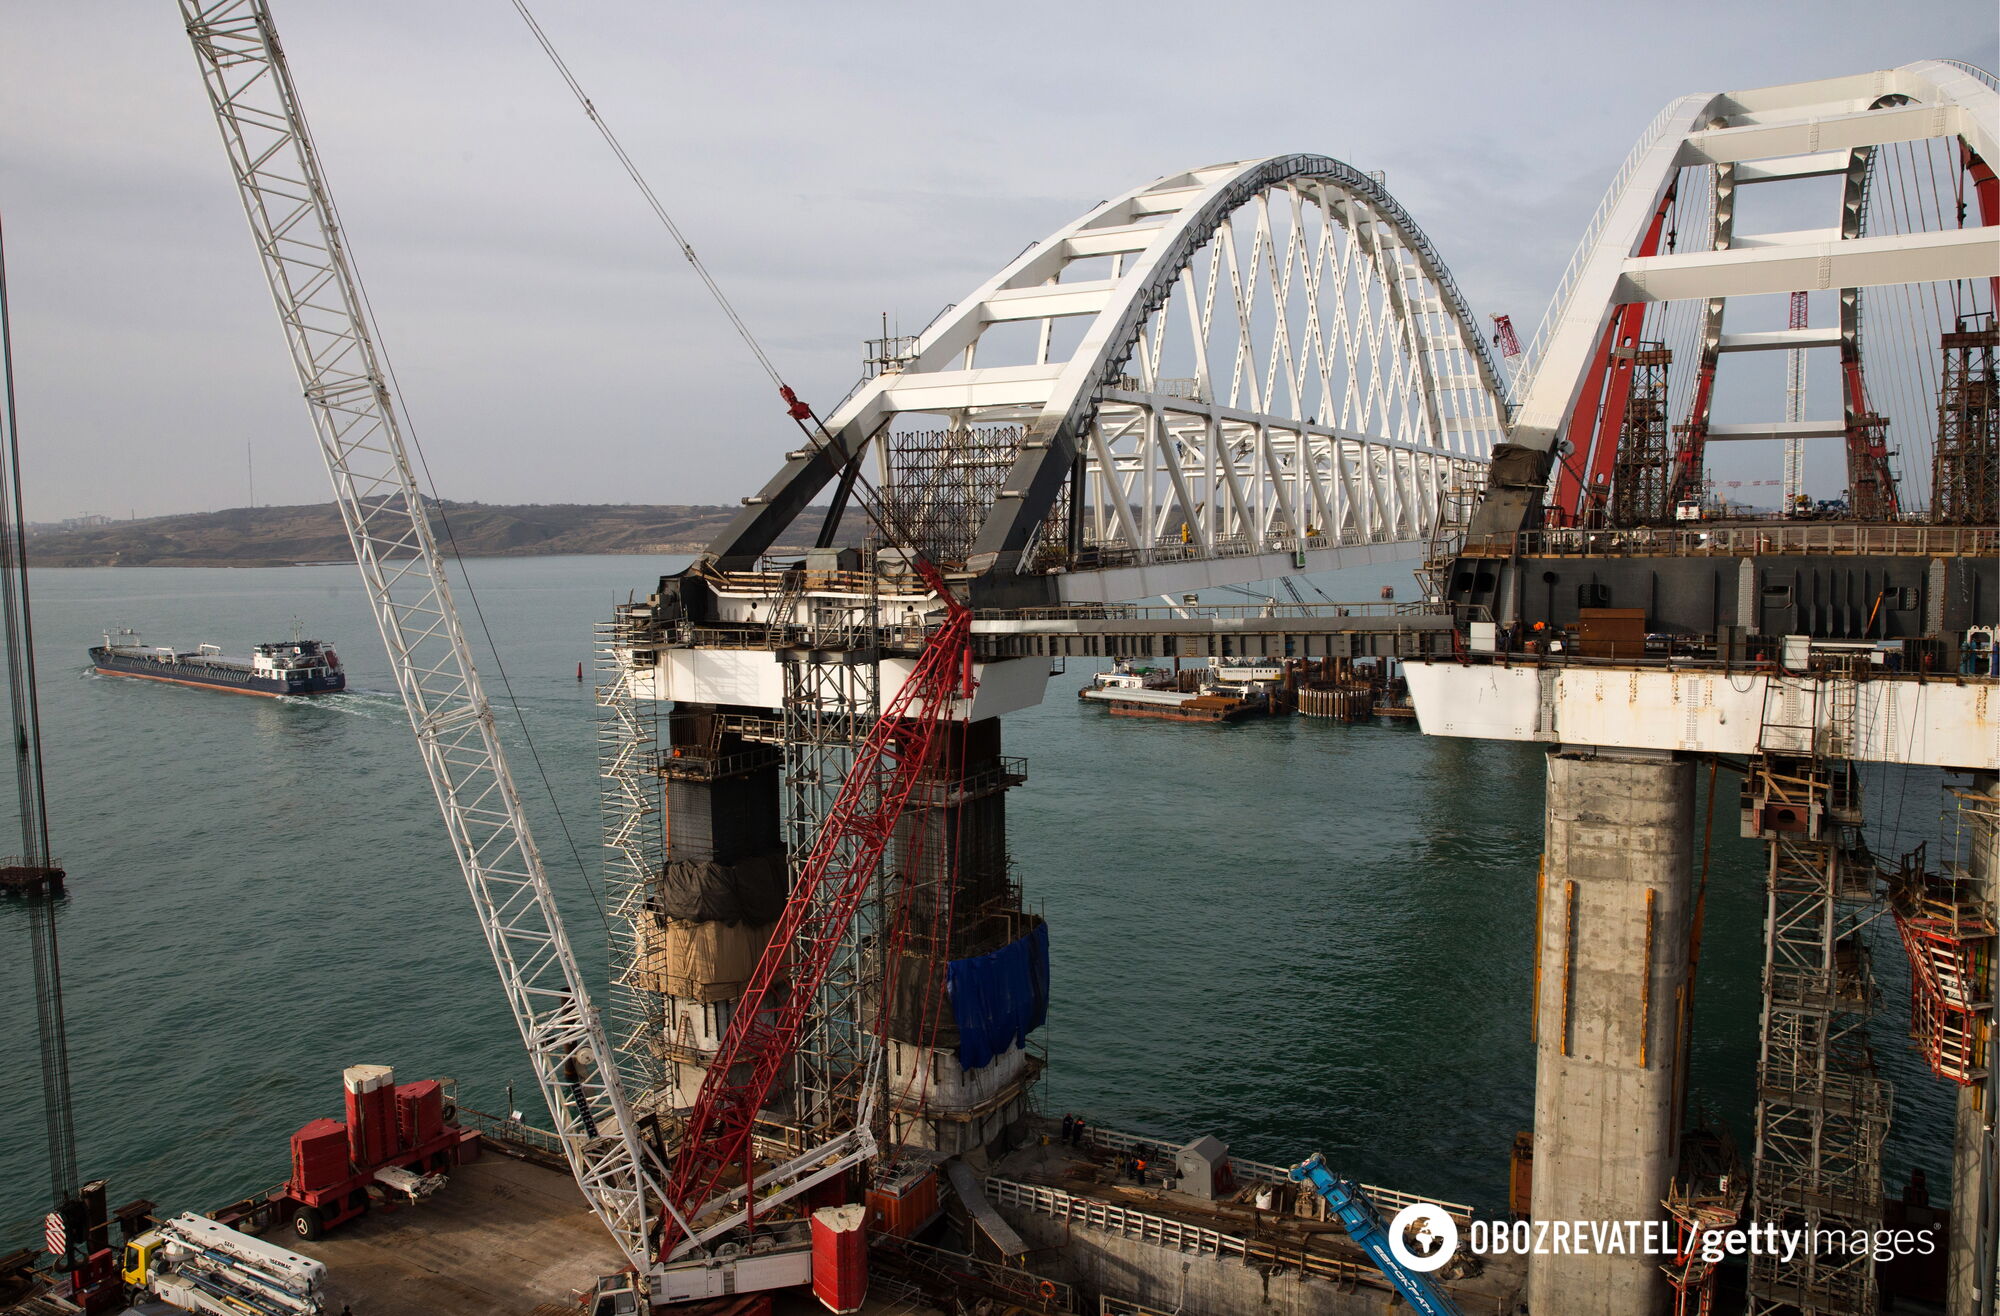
[810,1205,867,1314]
[290,1118,350,1194]
[865,1164,939,1240]
[343,1064,397,1167]
[395,1080,444,1149]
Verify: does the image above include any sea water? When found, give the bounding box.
[0,555,1956,1241]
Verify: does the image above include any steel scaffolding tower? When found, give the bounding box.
[1745,682,1891,1314]
[1609,343,1673,527]
[778,576,886,1144]
[599,602,669,1113]
[1931,325,1999,525]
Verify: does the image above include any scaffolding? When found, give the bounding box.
[780,574,886,1145]
[1609,342,1673,528]
[1417,468,1488,604]
[1745,677,1892,1316]
[599,602,670,1114]
[1891,792,1998,1087]
[1931,325,1999,525]
[1662,1127,1745,1316]
[883,426,1023,569]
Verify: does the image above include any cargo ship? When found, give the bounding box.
[89,628,345,698]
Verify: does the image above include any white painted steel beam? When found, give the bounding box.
[1404,662,2000,771]
[1051,537,1426,605]
[1717,327,1845,352]
[979,280,1118,322]
[1679,102,1968,167]
[1614,227,1998,304]
[1729,227,1844,250]
[1704,420,1849,441]
[1734,151,1854,183]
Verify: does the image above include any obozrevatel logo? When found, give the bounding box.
[1388,1202,1459,1272]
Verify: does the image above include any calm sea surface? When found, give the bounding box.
[0,554,1957,1241]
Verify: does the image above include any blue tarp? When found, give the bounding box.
[946,922,1049,1070]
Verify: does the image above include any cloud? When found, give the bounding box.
[0,0,1991,518]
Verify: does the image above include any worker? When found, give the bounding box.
[1074,1115,1088,1147]
[1061,1113,1074,1143]
[1531,620,1547,654]
[1135,1155,1148,1186]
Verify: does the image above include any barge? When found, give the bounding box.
[1079,659,1274,722]
[89,629,344,698]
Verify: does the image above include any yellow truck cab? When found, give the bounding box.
[119,1229,164,1288]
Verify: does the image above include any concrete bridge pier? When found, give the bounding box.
[1530,747,1695,1316]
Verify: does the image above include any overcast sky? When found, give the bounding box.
[1,1,1993,521]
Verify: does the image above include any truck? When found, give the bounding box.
[119,1213,325,1316]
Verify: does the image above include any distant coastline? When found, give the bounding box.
[27,500,835,567]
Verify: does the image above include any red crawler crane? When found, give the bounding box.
[661,403,977,1256]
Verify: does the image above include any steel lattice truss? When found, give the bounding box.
[181,0,664,1268]
[709,157,1506,602]
[1746,750,1890,1316]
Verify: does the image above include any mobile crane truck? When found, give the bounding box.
[1290,1153,1465,1316]
[120,1213,326,1316]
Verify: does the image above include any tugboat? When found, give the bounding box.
[89,626,345,697]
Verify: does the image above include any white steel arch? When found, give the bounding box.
[1505,60,1999,461]
[712,155,1508,603]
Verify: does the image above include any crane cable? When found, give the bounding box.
[505,1,952,596]
[506,0,788,396]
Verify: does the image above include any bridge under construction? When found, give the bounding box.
[597,59,1999,1316]
[8,12,1996,1315]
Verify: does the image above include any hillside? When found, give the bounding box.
[27,500,829,567]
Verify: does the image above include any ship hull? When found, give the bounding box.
[89,648,345,698]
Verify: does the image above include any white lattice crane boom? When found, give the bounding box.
[178,0,667,1267]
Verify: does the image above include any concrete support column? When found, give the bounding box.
[1530,747,1695,1316]
[1949,771,1999,1316]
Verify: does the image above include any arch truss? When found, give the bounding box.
[709,156,1508,603]
[1479,60,2000,536]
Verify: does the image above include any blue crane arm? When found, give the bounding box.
[1289,1154,1465,1316]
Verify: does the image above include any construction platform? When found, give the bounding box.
[275,1154,932,1316]
[273,1155,616,1315]
[983,1125,1527,1316]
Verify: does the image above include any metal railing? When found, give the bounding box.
[657,744,783,781]
[1071,1124,1475,1224]
[1467,523,1999,559]
[1009,600,1414,622]
[909,757,1028,807]
[1936,58,1999,90]
[985,1177,1383,1291]
[455,1104,568,1169]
